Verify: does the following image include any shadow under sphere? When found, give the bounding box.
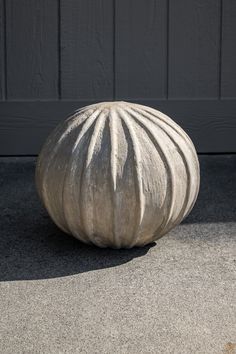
[0,211,154,281]
[0,158,154,281]
[0,154,235,281]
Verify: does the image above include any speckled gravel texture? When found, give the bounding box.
[0,155,235,354]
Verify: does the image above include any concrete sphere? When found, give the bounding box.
[36,101,200,248]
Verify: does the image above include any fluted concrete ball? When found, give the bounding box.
[36,101,200,248]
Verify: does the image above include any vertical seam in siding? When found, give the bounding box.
[166,0,169,100]
[58,0,61,99]
[3,0,7,100]
[113,0,116,100]
[218,0,223,100]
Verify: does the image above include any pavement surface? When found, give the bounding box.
[0,155,235,354]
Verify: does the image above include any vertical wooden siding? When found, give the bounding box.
[221,0,236,98]
[168,0,220,99]
[0,0,236,154]
[60,0,113,100]
[0,0,5,100]
[6,0,59,99]
[115,0,167,99]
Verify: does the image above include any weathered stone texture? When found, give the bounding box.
[36,102,200,248]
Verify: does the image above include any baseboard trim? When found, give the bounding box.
[0,99,235,154]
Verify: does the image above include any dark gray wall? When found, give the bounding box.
[0,0,236,154]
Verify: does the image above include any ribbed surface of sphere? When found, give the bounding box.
[36,101,200,248]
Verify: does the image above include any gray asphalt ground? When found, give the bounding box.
[0,155,235,354]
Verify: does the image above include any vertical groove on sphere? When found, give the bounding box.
[119,108,145,247]
[109,109,120,247]
[80,112,107,245]
[127,109,175,237]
